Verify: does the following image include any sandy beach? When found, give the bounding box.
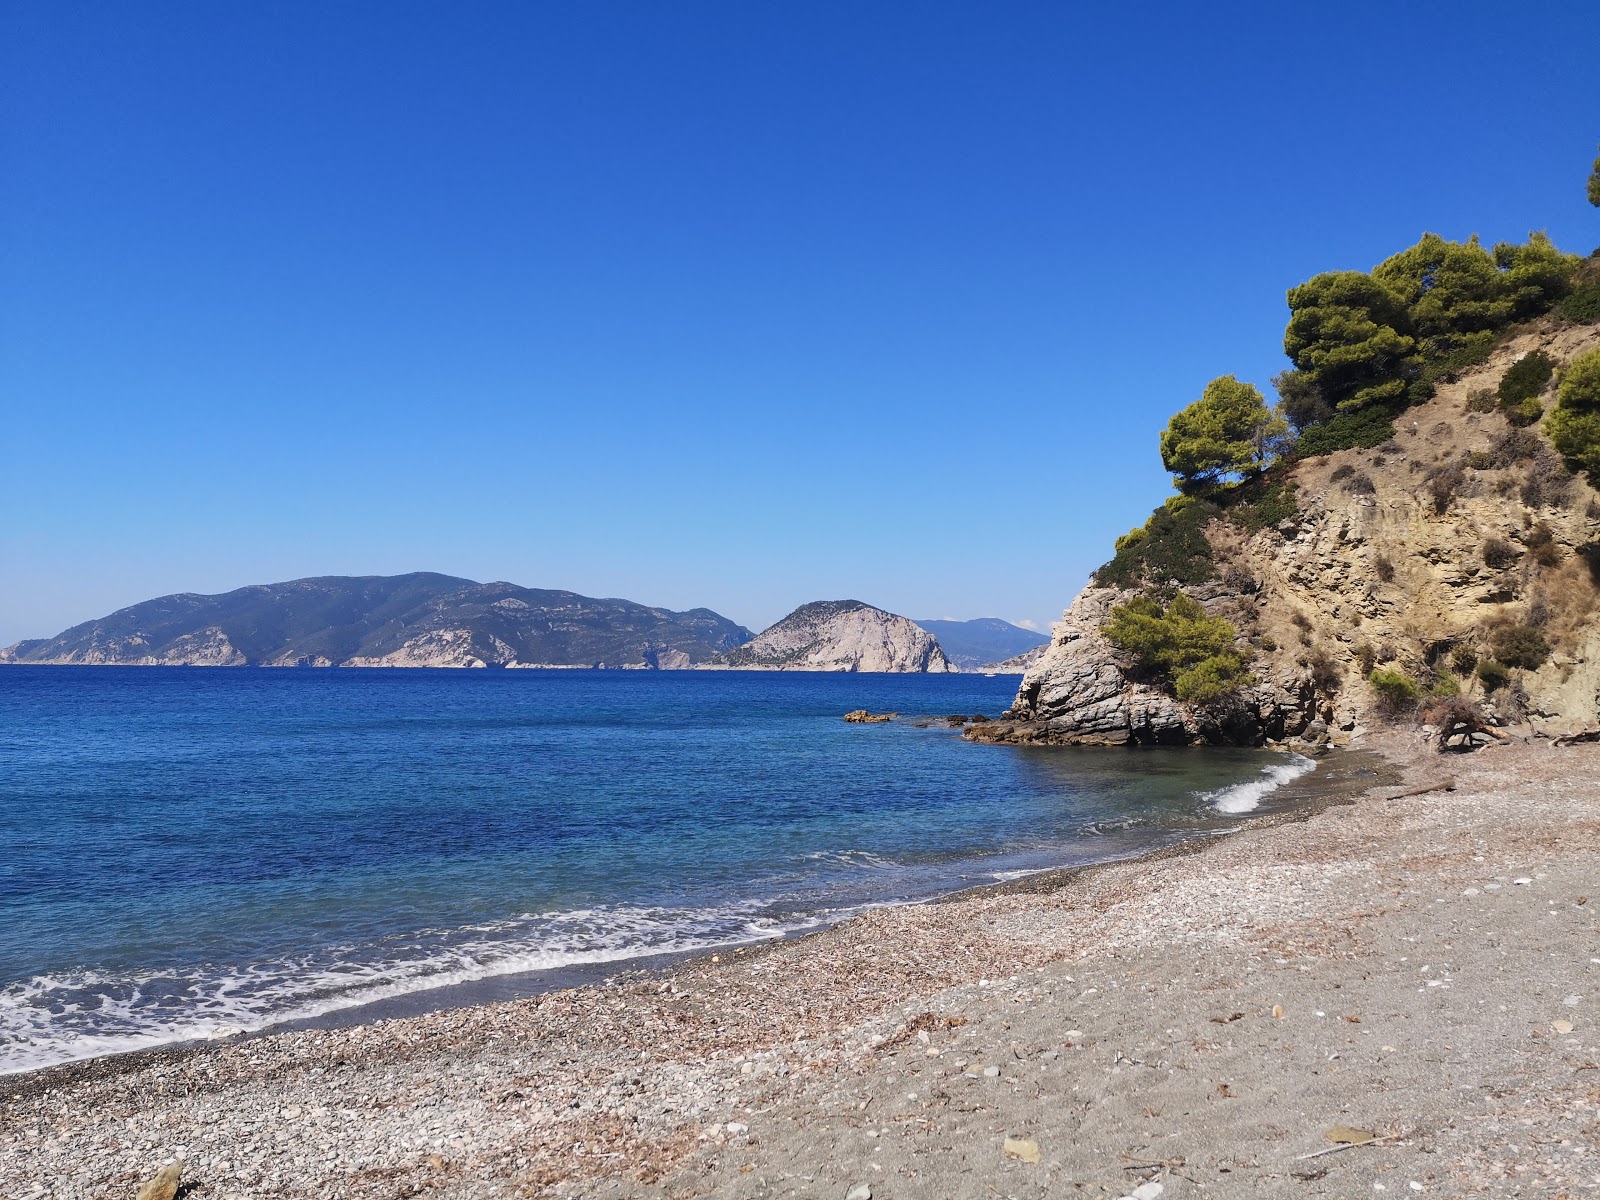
[5,734,1598,1199]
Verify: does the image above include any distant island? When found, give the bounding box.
[707,600,953,672]
[1,576,1045,673]
[912,617,1048,672]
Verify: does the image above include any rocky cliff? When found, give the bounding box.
[1,574,753,669]
[709,600,955,672]
[973,320,1600,748]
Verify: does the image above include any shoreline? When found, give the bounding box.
[0,746,1386,1094]
[6,735,1594,1197]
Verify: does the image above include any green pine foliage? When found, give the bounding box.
[1159,375,1289,494]
[1292,404,1398,457]
[1545,347,1600,478]
[1368,668,1421,714]
[1101,592,1254,706]
[1498,350,1556,426]
[1283,271,1418,413]
[1281,231,1580,459]
[1096,496,1220,590]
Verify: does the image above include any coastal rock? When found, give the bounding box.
[975,323,1600,745]
[135,1161,181,1200]
[843,710,895,723]
[709,601,955,673]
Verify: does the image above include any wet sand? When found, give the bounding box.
[4,735,1596,1198]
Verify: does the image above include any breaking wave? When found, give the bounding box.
[1200,754,1318,814]
[0,902,827,1076]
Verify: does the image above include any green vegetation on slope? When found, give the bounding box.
[1101,592,1254,705]
[1545,347,1600,478]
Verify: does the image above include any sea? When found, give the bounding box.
[0,667,1318,1076]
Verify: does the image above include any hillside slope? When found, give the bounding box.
[974,320,1600,746]
[710,600,955,673]
[913,618,1048,670]
[0,574,753,669]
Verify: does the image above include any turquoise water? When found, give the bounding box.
[0,667,1313,1073]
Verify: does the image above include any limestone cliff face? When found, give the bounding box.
[709,600,955,673]
[975,321,1600,747]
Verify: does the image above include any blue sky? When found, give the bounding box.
[4,1,1598,644]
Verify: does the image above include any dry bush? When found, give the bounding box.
[1490,427,1542,467]
[1304,648,1343,694]
[1340,470,1376,496]
[1465,388,1497,413]
[1372,552,1395,582]
[1482,537,1519,569]
[1525,593,1552,629]
[1426,461,1468,514]
[1521,454,1575,509]
[1523,521,1561,567]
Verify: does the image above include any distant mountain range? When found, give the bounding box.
[709,600,953,673]
[2,577,1039,673]
[0,574,753,669]
[913,617,1048,671]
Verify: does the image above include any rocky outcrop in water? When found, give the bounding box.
[972,321,1600,747]
[1,574,753,669]
[709,600,955,673]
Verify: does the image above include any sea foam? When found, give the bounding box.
[1201,754,1318,814]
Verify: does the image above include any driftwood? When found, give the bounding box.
[1555,729,1600,748]
[1424,697,1507,752]
[1386,778,1456,800]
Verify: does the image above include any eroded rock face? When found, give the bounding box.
[710,601,955,673]
[974,321,1600,745]
[969,587,1312,747]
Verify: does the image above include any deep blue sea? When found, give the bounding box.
[0,667,1315,1074]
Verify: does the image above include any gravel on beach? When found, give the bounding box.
[4,735,1598,1199]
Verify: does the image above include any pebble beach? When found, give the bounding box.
[5,734,1598,1199]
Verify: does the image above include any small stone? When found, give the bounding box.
[1002,1136,1041,1164]
[1553,1020,1575,1034]
[136,1163,182,1200]
[741,1061,754,1074]
[845,1185,872,1200]
[1514,877,1533,886]
[1130,1184,1165,1200]
[1272,1004,1285,1019]
[1462,888,1479,896]
[726,1121,748,1135]
[1565,995,1583,1007]
[982,1065,1000,1078]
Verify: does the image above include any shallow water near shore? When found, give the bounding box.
[0,667,1317,1074]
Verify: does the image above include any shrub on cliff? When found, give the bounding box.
[1096,495,1219,589]
[1498,350,1555,426]
[1293,403,1398,457]
[1102,592,1254,705]
[1476,660,1512,692]
[1368,668,1421,715]
[1545,347,1600,478]
[1490,624,1551,672]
